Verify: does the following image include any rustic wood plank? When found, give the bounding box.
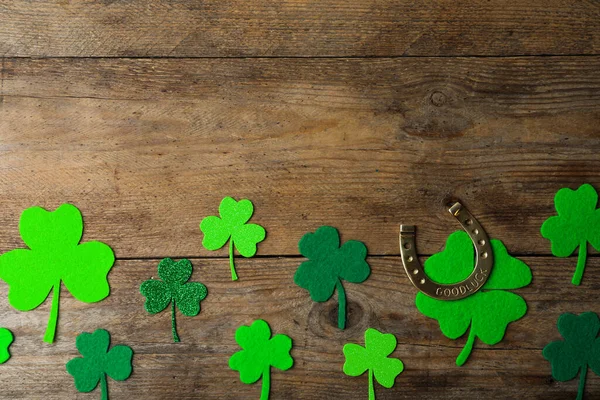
[0,1,599,57]
[0,256,596,399]
[0,57,599,257]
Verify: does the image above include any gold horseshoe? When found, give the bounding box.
[399,202,494,300]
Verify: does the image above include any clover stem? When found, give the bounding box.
[577,365,587,400]
[43,281,61,344]
[572,241,588,286]
[171,301,180,343]
[260,367,270,400]
[100,373,108,400]
[229,240,238,281]
[368,368,375,400]
[456,328,476,366]
[335,279,347,330]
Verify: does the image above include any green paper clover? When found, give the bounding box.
[200,197,266,281]
[343,328,404,400]
[543,312,600,400]
[0,328,14,364]
[541,184,600,285]
[0,204,115,343]
[415,231,532,366]
[66,329,133,400]
[294,226,370,330]
[229,319,293,400]
[140,258,208,343]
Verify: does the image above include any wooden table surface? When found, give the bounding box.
[1,2,599,399]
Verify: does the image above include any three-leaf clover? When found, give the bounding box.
[140,258,208,343]
[200,197,266,281]
[541,184,600,285]
[0,204,115,343]
[343,328,404,400]
[66,329,133,400]
[0,328,14,364]
[415,231,532,366]
[229,319,293,400]
[543,312,600,400]
[294,226,370,330]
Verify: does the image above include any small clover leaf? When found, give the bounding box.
[541,184,600,285]
[294,226,370,329]
[200,197,266,281]
[415,231,532,366]
[140,258,208,342]
[0,204,115,343]
[229,319,293,400]
[543,312,600,400]
[0,328,14,364]
[66,329,133,400]
[343,328,404,400]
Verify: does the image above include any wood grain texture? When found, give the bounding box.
[0,256,596,399]
[0,1,599,57]
[0,57,599,257]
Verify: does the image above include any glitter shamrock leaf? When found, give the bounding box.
[541,184,600,285]
[140,258,208,343]
[343,328,404,400]
[200,197,266,281]
[543,312,600,400]
[415,231,532,366]
[66,329,133,400]
[229,319,293,400]
[0,328,14,364]
[0,204,114,343]
[294,226,370,330]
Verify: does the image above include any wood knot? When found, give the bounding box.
[307,294,370,338]
[430,91,447,107]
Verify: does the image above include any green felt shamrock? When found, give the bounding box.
[0,204,114,343]
[294,226,370,330]
[343,328,404,400]
[541,184,600,285]
[415,231,532,366]
[0,328,14,364]
[66,329,133,400]
[229,319,293,400]
[140,258,208,343]
[200,197,266,281]
[543,312,600,400]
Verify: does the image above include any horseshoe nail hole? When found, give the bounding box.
[413,269,419,275]
[472,228,479,235]
[481,252,488,259]
[403,242,411,250]
[407,256,414,262]
[420,278,426,284]
[465,219,473,226]
[478,239,486,246]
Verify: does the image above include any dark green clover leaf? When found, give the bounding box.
[343,328,404,400]
[140,258,208,342]
[200,197,266,281]
[415,231,532,366]
[541,184,600,285]
[229,319,293,400]
[543,312,600,400]
[294,226,370,329]
[66,329,133,400]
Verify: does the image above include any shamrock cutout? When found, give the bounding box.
[541,184,600,285]
[294,226,370,329]
[0,328,14,364]
[200,197,266,281]
[0,204,114,343]
[140,258,208,342]
[229,319,293,400]
[415,231,532,366]
[343,328,404,400]
[66,329,133,400]
[543,312,600,400]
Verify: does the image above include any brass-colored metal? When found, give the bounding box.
[399,202,493,300]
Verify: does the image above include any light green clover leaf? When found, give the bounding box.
[0,328,14,364]
[0,204,114,343]
[343,328,404,400]
[229,319,293,400]
[140,258,208,343]
[200,197,266,281]
[66,329,133,400]
[541,184,600,285]
[415,231,531,366]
